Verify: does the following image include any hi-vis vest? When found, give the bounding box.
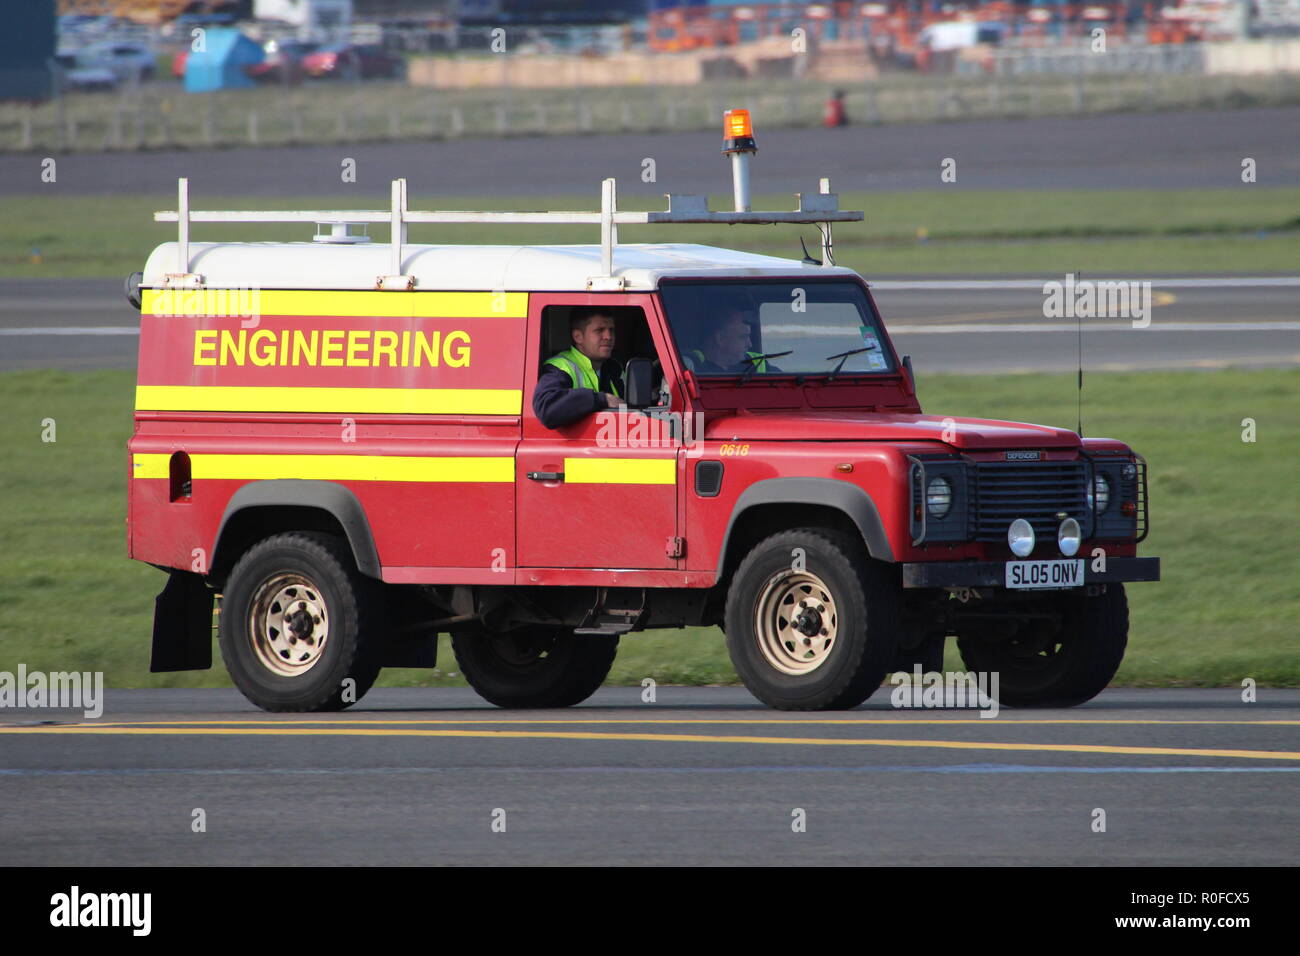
[545,346,621,396]
[688,348,767,373]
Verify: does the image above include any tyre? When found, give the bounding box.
[451,626,618,708]
[956,584,1128,707]
[724,529,901,710]
[219,532,383,712]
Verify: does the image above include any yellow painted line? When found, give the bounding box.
[66,718,1300,728]
[905,293,1175,325]
[564,457,676,485]
[0,725,1295,761]
[132,453,514,483]
[142,289,528,318]
[135,385,522,415]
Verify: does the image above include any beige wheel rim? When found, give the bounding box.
[248,573,330,676]
[754,569,839,676]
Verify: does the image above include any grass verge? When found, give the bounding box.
[0,367,1294,689]
[3,188,1299,278]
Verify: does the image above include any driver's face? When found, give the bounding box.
[573,315,616,361]
[714,314,752,366]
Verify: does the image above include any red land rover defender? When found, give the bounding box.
[128,121,1157,712]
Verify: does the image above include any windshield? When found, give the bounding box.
[659,279,892,379]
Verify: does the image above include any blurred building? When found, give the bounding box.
[1,0,57,100]
[348,1,645,22]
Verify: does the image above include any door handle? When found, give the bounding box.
[527,471,565,482]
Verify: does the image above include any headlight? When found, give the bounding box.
[1008,518,1035,557]
[926,476,952,518]
[1087,474,1111,513]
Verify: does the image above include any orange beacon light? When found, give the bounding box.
[722,108,757,211]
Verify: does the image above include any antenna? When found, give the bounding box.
[799,235,821,266]
[1076,269,1084,438]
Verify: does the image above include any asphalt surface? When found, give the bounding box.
[3,107,1298,196]
[3,276,1296,374]
[0,688,1295,866]
[4,107,1296,374]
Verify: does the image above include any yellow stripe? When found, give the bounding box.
[132,454,171,479]
[71,718,1300,727]
[132,453,513,483]
[2,725,1296,761]
[564,457,676,485]
[136,385,521,415]
[141,289,528,318]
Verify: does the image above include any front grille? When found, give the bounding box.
[971,461,1089,542]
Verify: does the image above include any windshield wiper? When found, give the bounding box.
[824,345,878,383]
[739,350,794,384]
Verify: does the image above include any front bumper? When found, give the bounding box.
[901,556,1160,589]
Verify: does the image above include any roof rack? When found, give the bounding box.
[156,138,862,291]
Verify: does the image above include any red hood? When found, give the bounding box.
[703,410,1079,450]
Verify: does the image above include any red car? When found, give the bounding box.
[300,43,403,80]
[248,40,320,84]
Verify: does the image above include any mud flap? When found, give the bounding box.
[150,570,214,672]
[381,636,439,668]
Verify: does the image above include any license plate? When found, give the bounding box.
[1005,559,1084,590]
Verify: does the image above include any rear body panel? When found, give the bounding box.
[129,289,525,578]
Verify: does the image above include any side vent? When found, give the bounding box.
[169,451,192,502]
[695,460,723,498]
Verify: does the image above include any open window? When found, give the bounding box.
[538,304,668,408]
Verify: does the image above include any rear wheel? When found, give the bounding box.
[956,585,1128,707]
[724,529,901,710]
[451,626,618,708]
[219,532,383,712]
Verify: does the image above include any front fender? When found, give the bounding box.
[716,476,894,576]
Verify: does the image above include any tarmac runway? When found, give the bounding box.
[2,275,1295,374]
[2,107,1298,198]
[0,687,1295,866]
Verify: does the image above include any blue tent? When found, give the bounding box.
[184,28,263,93]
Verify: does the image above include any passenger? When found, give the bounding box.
[533,308,623,429]
[688,310,779,374]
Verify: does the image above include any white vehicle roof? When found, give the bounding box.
[142,241,857,292]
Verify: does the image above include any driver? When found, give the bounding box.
[533,308,623,429]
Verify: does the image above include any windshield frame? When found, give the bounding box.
[656,274,898,383]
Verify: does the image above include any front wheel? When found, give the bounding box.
[451,626,618,708]
[724,529,901,710]
[956,585,1128,707]
[218,532,383,712]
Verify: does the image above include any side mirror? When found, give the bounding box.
[623,357,655,408]
[901,354,916,396]
[124,271,143,310]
